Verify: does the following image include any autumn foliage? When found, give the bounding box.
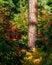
[0,0,52,65]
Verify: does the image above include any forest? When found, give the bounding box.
[0,0,52,65]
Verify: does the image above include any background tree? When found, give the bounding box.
[28,0,38,50]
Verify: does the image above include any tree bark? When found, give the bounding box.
[28,0,38,50]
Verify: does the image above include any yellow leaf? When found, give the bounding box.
[33,57,42,64]
[32,48,38,52]
[27,56,34,60]
[21,49,27,53]
[26,51,32,56]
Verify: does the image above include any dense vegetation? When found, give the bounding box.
[0,0,52,65]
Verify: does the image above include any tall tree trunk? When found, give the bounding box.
[28,0,38,50]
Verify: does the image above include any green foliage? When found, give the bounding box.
[0,0,52,65]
